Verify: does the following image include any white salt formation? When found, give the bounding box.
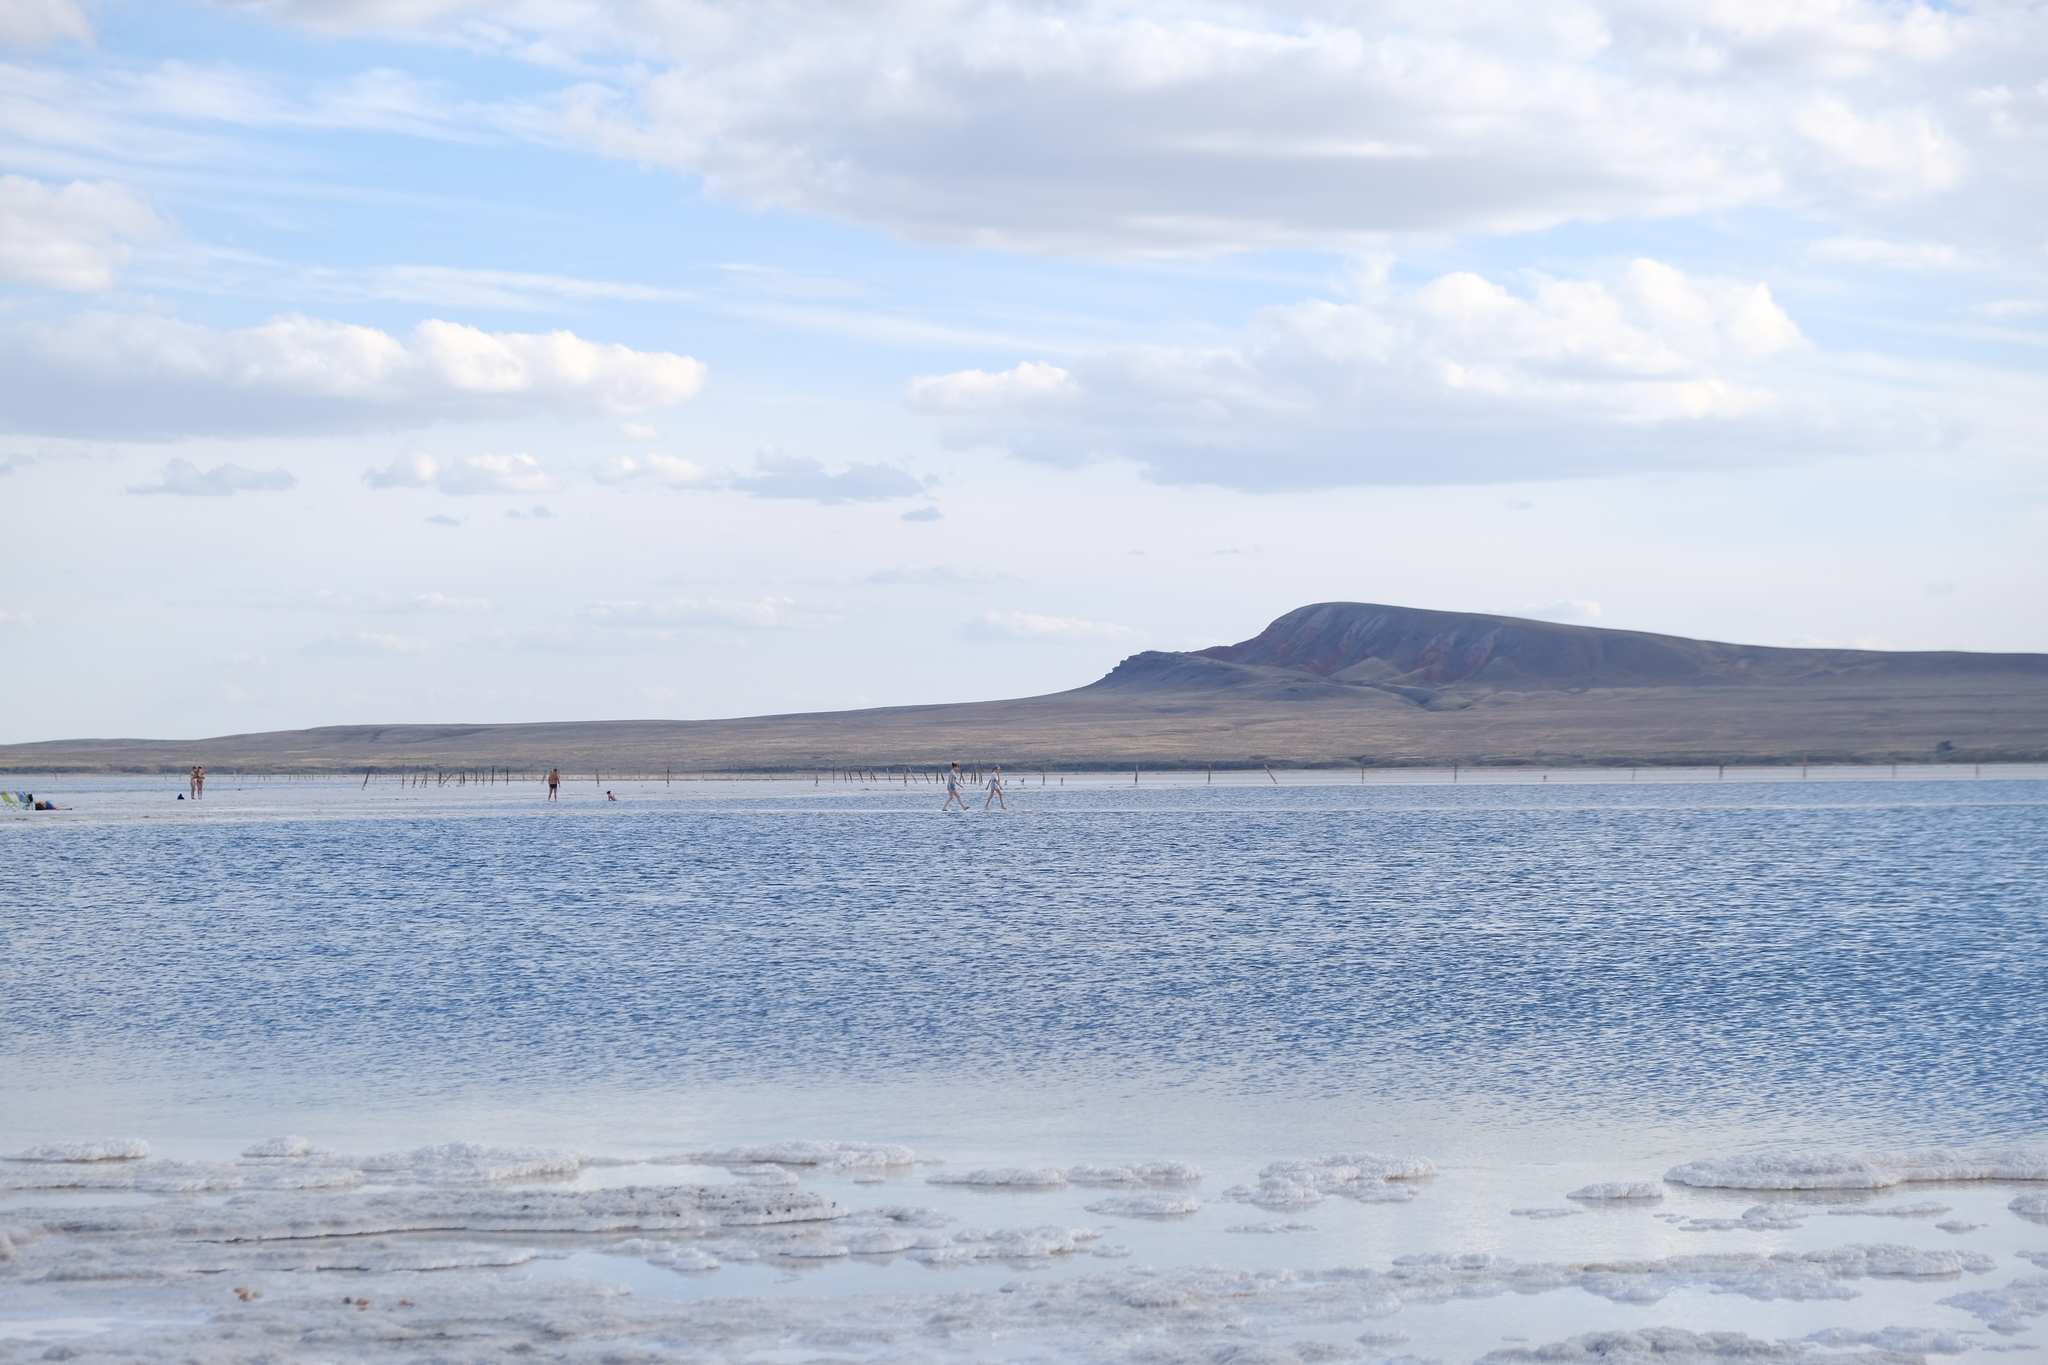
[1084,1193,1202,1216]
[1665,1146,2048,1190]
[0,1139,150,1162]
[1223,1152,1434,1209]
[928,1166,1070,1187]
[1567,1181,1665,1201]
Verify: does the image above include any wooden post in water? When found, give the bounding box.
[1265,765,1277,784]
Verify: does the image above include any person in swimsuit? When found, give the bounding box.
[942,763,968,811]
[984,764,1007,811]
[547,768,561,801]
[190,766,205,800]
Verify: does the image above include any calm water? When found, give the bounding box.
[4,773,2044,1160]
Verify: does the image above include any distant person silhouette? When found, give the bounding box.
[189,766,205,800]
[984,765,1007,811]
[547,768,561,801]
[942,763,968,811]
[606,790,618,801]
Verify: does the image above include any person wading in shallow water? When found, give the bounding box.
[941,763,969,812]
[547,768,561,801]
[984,765,1007,811]
[189,766,205,800]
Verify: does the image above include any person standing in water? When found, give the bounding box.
[941,763,968,811]
[984,764,1007,811]
[547,768,561,801]
[189,765,205,800]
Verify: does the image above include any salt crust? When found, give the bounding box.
[1567,1182,1664,1201]
[682,1141,916,1170]
[0,1140,150,1163]
[1480,1325,1949,1364]
[1222,1153,1434,1210]
[1068,1162,1203,1186]
[1665,1146,2048,1190]
[2012,1192,2048,1216]
[1511,1208,1581,1220]
[0,1240,2018,1364]
[1084,1193,1202,1217]
[1827,1201,1951,1218]
[928,1166,1070,1187]
[1938,1273,2048,1335]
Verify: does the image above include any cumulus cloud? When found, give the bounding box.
[908,258,1853,489]
[963,611,1139,643]
[0,313,706,439]
[581,596,840,630]
[379,0,2023,258]
[589,452,712,488]
[128,458,297,496]
[899,506,942,522]
[363,449,557,494]
[0,177,165,290]
[729,451,924,504]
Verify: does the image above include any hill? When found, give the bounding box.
[3,602,2043,773]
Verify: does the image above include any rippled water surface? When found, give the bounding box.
[5,772,2044,1157]
[6,771,2048,1358]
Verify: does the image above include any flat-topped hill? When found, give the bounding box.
[4,603,2043,773]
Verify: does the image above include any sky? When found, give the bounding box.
[1,0,2044,743]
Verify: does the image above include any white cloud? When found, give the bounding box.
[0,0,92,49]
[963,610,1140,643]
[0,176,165,290]
[581,596,840,630]
[496,1,2010,257]
[0,607,36,627]
[363,449,556,495]
[911,258,1832,489]
[0,313,706,439]
[729,451,924,504]
[589,452,712,488]
[128,458,297,496]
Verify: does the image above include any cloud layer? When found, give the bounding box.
[223,0,2046,259]
[901,257,1936,489]
[0,314,706,439]
[129,458,297,496]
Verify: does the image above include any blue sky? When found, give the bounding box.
[2,0,2043,741]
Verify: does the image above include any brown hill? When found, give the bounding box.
[3,603,2043,774]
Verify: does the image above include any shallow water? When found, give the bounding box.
[3,771,2046,1360]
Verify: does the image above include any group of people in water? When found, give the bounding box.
[942,762,1006,811]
